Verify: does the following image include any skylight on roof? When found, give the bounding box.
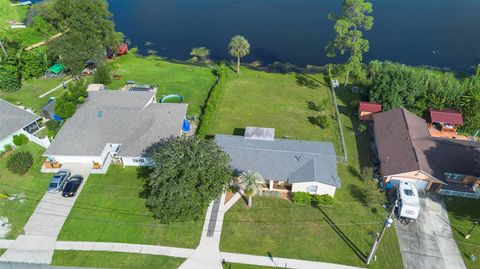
[97,111,103,118]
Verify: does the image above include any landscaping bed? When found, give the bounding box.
[0,142,52,239]
[57,166,203,249]
[445,197,480,269]
[106,53,215,116]
[51,250,184,268]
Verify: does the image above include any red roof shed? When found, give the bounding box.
[358,102,382,121]
[429,109,464,125]
[117,43,128,56]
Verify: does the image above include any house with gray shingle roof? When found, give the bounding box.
[215,128,341,196]
[0,98,41,149]
[43,90,187,173]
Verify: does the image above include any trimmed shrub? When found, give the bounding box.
[12,134,28,146]
[312,194,334,206]
[46,120,60,132]
[7,151,34,175]
[292,192,311,205]
[197,64,228,137]
[311,115,330,129]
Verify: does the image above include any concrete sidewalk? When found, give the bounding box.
[0,164,91,264]
[56,241,194,258]
[220,252,364,269]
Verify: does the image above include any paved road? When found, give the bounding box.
[395,194,466,269]
[0,164,91,264]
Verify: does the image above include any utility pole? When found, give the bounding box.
[366,206,395,264]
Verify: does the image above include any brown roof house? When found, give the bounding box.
[373,108,480,198]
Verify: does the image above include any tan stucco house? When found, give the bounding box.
[373,108,480,198]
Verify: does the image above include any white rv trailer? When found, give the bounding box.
[396,181,420,220]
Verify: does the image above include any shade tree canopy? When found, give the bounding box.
[142,136,232,223]
[37,0,122,74]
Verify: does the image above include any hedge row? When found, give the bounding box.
[197,65,228,137]
[292,192,334,206]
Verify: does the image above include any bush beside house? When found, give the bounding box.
[7,151,34,175]
[13,134,28,146]
[292,192,334,206]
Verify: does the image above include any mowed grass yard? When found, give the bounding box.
[221,197,401,268]
[216,69,402,268]
[445,197,480,269]
[0,76,69,112]
[57,166,204,249]
[0,0,27,28]
[0,143,52,239]
[51,250,184,269]
[106,53,215,116]
[207,68,342,152]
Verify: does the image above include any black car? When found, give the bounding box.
[61,175,84,197]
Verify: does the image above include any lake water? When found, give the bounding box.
[108,0,480,72]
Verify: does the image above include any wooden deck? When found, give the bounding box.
[428,126,469,140]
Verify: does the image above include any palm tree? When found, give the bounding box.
[238,171,263,208]
[228,35,250,74]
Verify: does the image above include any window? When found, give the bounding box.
[445,173,465,181]
[307,185,318,194]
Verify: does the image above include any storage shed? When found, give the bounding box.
[358,101,382,121]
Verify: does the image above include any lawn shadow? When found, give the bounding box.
[348,184,366,204]
[348,166,362,180]
[295,74,320,89]
[303,73,329,88]
[318,207,367,262]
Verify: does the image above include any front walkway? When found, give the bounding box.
[0,163,91,264]
[178,192,237,269]
[395,194,466,269]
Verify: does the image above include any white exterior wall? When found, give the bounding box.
[49,155,103,164]
[291,181,336,197]
[121,157,148,167]
[0,129,22,149]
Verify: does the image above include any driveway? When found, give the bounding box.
[0,163,91,264]
[395,194,466,269]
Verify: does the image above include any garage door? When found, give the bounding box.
[388,178,428,191]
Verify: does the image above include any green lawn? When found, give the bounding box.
[57,166,203,249]
[216,70,402,268]
[51,250,184,269]
[221,197,401,269]
[445,197,480,269]
[0,142,52,239]
[106,53,215,116]
[208,68,342,152]
[0,76,69,113]
[0,0,27,28]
